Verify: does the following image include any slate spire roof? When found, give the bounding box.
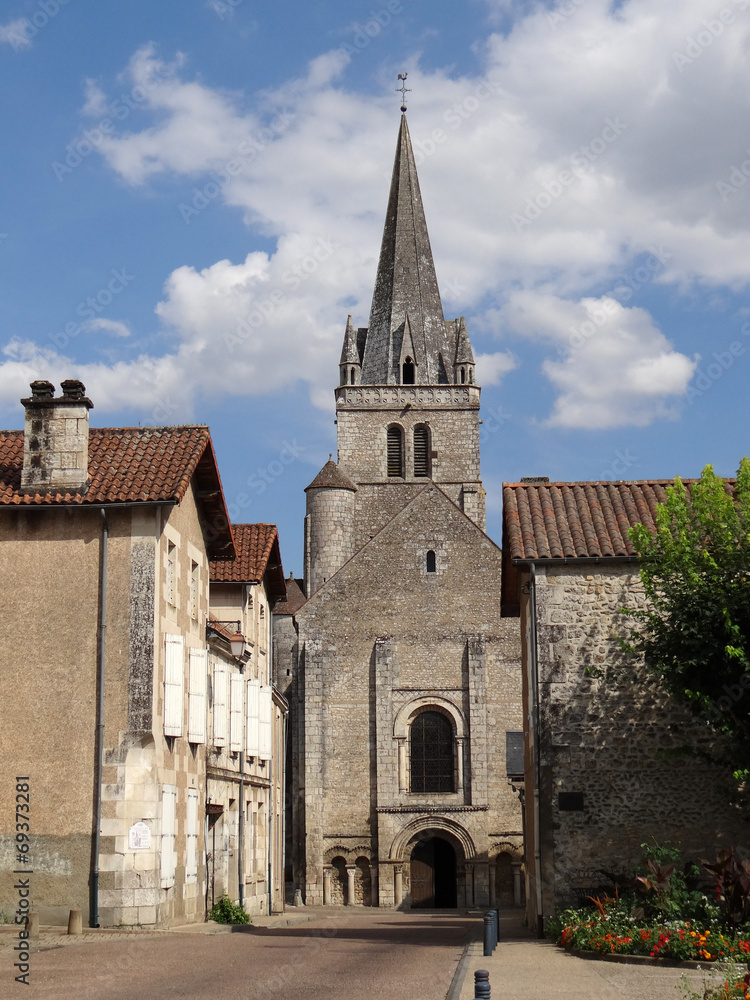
[360,115,454,385]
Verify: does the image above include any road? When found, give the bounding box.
[23,911,477,1000]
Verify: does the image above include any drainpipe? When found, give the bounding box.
[91,507,108,928]
[528,563,544,938]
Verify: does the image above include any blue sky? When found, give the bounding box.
[2,0,750,575]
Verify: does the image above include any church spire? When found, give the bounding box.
[360,115,452,385]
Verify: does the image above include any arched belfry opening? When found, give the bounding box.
[409,837,458,908]
[402,356,415,384]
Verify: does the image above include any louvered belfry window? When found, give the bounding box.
[414,426,430,477]
[387,425,404,477]
[410,711,454,793]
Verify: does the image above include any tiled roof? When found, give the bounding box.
[274,575,306,615]
[210,524,286,602]
[305,459,357,492]
[501,479,733,561]
[0,426,210,505]
[0,426,235,560]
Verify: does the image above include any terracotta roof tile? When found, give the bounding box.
[0,426,213,506]
[501,479,736,561]
[210,524,279,583]
[274,575,306,615]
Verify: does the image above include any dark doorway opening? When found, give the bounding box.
[410,836,457,908]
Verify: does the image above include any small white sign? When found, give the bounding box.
[128,822,151,850]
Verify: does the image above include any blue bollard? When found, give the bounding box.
[474,968,491,999]
[483,912,493,956]
[491,909,498,952]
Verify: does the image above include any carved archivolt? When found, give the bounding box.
[489,841,523,862]
[392,696,465,739]
[388,815,477,862]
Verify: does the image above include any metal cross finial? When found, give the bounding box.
[397,73,411,113]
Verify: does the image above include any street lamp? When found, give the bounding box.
[206,620,246,661]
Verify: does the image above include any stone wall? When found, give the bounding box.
[527,563,749,917]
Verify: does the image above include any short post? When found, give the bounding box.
[293,888,304,907]
[27,912,39,939]
[67,909,82,935]
[494,906,500,947]
[483,911,493,956]
[474,969,491,1000]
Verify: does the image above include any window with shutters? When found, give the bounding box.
[189,561,199,619]
[164,634,185,737]
[186,789,199,883]
[160,785,177,887]
[187,648,207,743]
[410,711,455,793]
[387,425,404,478]
[229,673,244,752]
[246,678,260,757]
[213,662,228,747]
[166,542,176,606]
[259,686,273,761]
[413,425,430,477]
[402,356,415,384]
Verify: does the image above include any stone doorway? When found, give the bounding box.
[410,836,457,908]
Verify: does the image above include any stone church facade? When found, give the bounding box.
[278,115,524,909]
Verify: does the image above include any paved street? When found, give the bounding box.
[14,911,476,1000]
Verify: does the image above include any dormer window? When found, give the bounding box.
[387,425,404,477]
[402,356,415,384]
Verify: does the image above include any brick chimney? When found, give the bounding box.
[21,379,94,494]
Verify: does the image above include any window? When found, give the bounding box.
[426,550,436,573]
[160,785,177,888]
[410,711,454,793]
[186,789,199,883]
[189,561,199,618]
[402,356,415,384]
[213,663,228,747]
[164,634,185,737]
[187,648,207,743]
[246,678,260,757]
[350,367,356,384]
[166,542,176,605]
[387,425,404,477]
[460,367,466,384]
[229,673,244,752]
[413,426,430,477]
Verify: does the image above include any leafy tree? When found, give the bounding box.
[621,458,750,780]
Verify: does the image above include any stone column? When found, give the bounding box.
[322,866,332,906]
[456,737,465,795]
[370,863,379,907]
[512,862,523,907]
[464,863,474,907]
[397,739,408,793]
[489,862,497,907]
[456,866,466,908]
[346,865,357,905]
[394,864,403,907]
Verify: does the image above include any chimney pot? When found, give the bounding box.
[60,379,86,400]
[30,380,55,400]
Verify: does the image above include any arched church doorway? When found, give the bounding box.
[410,836,457,908]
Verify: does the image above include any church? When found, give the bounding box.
[276,112,524,909]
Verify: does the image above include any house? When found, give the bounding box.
[0,379,287,927]
[501,477,748,933]
[207,524,287,917]
[277,115,524,910]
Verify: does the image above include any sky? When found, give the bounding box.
[2,0,750,576]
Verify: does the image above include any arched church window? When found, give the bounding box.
[410,711,454,793]
[387,425,404,478]
[350,368,356,385]
[402,356,415,384]
[426,550,436,573]
[460,367,466,384]
[413,426,430,477]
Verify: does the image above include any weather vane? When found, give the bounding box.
[397,73,411,113]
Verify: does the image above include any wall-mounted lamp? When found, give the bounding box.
[206,620,246,660]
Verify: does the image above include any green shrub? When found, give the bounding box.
[209,895,250,925]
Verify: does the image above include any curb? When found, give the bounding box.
[567,947,714,971]
[445,934,483,1000]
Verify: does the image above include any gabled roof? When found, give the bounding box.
[501,478,732,561]
[210,523,286,602]
[273,574,306,616]
[0,426,235,559]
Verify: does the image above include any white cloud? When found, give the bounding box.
[475,351,516,386]
[81,79,109,117]
[0,19,30,49]
[502,291,697,428]
[81,319,131,338]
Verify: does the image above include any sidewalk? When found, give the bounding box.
[455,914,717,1000]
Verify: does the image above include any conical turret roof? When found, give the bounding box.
[339,315,360,366]
[305,458,357,492]
[454,317,475,364]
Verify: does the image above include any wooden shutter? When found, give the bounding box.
[413,426,429,477]
[387,426,403,477]
[213,662,228,747]
[246,678,260,757]
[259,685,273,761]
[230,673,244,752]
[188,648,207,744]
[160,785,176,888]
[186,788,198,883]
[163,634,185,737]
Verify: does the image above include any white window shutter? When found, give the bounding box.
[186,789,198,883]
[160,785,176,888]
[259,685,273,761]
[187,648,208,744]
[164,634,185,737]
[213,662,228,747]
[230,673,244,752]
[246,678,261,757]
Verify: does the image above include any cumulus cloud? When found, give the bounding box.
[501,291,697,428]
[0,19,30,49]
[3,0,750,427]
[475,351,516,386]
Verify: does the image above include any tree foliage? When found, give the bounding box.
[621,458,750,779]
